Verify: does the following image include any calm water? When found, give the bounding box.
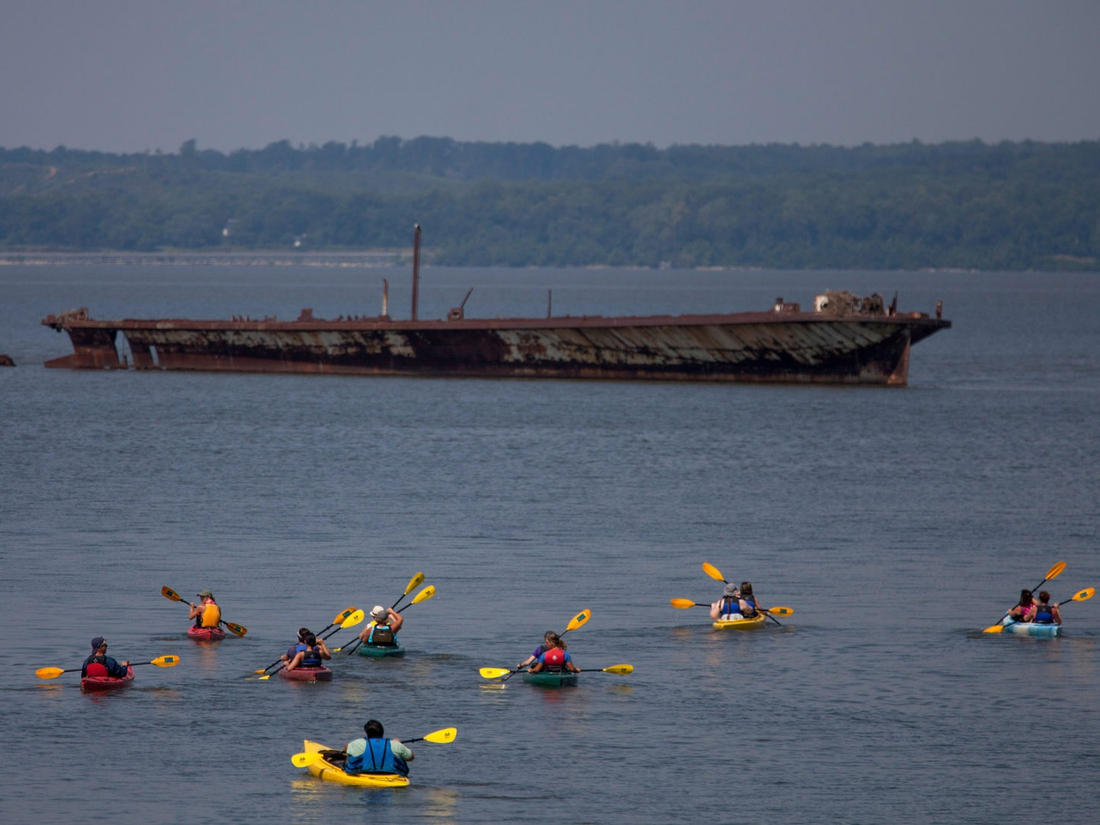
[1,265,1099,823]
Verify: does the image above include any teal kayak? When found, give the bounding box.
[357,641,405,657]
[1001,619,1062,637]
[522,671,578,688]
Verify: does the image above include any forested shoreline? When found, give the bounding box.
[1,137,1098,270]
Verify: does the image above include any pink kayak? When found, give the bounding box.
[81,666,135,693]
[279,666,333,682]
[187,625,226,642]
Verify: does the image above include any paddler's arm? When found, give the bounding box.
[391,739,414,762]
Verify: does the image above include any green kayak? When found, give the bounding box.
[357,641,405,658]
[522,670,579,688]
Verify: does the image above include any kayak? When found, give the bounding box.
[712,612,768,631]
[301,740,410,788]
[1001,619,1062,637]
[81,665,135,692]
[357,642,405,658]
[187,625,226,642]
[279,666,333,682]
[522,670,579,688]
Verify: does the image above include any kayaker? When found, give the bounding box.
[1008,590,1037,622]
[709,583,742,620]
[345,720,414,777]
[358,606,403,647]
[517,631,558,670]
[528,636,580,674]
[188,590,221,629]
[281,628,313,665]
[738,582,760,618]
[285,633,330,671]
[81,637,129,678]
[1032,591,1062,625]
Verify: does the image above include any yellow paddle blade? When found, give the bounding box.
[422,727,457,744]
[35,667,66,679]
[982,624,1006,634]
[405,572,425,595]
[479,667,513,679]
[1071,587,1094,602]
[670,598,697,609]
[602,664,634,675]
[331,606,358,625]
[258,674,273,680]
[1046,561,1067,581]
[161,585,185,603]
[340,609,366,628]
[222,622,247,637]
[764,606,794,617]
[566,609,591,632]
[291,752,324,768]
[410,585,436,605]
[151,655,181,667]
[702,562,726,583]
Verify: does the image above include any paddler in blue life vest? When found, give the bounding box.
[188,590,222,629]
[81,637,129,678]
[1032,591,1062,625]
[345,720,414,777]
[358,605,403,647]
[284,633,330,671]
[710,583,742,620]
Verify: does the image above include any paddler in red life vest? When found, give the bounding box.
[188,590,222,629]
[358,606,403,647]
[81,637,129,678]
[527,635,580,674]
[709,583,742,621]
[345,720,414,777]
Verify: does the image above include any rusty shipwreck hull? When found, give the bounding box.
[42,307,950,385]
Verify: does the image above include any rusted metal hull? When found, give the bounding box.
[42,307,950,385]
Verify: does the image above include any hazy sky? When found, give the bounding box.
[3,0,1099,153]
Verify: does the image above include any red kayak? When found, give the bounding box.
[279,666,333,682]
[187,625,226,642]
[81,666,135,693]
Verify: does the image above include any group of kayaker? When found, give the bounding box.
[1009,590,1063,625]
[708,581,759,622]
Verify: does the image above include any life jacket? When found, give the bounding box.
[197,602,221,629]
[367,622,396,645]
[85,657,109,678]
[300,645,323,667]
[719,597,742,619]
[1034,605,1054,623]
[345,738,409,777]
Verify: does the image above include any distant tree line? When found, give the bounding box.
[1,137,1098,270]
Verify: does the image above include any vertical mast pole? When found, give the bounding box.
[411,223,421,321]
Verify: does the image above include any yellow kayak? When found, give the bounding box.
[712,612,768,630]
[302,740,410,788]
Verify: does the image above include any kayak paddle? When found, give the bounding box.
[36,654,180,680]
[339,584,435,654]
[392,572,425,610]
[982,561,1067,633]
[290,727,457,767]
[577,664,634,675]
[701,564,783,626]
[253,607,360,674]
[670,598,794,617]
[162,586,248,636]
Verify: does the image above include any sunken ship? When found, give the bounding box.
[42,227,950,386]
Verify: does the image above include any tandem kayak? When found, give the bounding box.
[280,666,334,682]
[301,740,410,788]
[522,670,579,688]
[712,612,768,631]
[82,666,135,692]
[357,642,405,658]
[187,625,226,642]
[1001,619,1062,637]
